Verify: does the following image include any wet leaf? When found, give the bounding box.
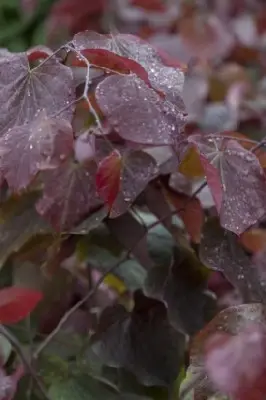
[0,112,73,192]
[0,51,75,136]
[200,217,266,303]
[96,75,184,145]
[73,31,185,103]
[109,150,158,218]
[189,134,266,235]
[92,290,185,387]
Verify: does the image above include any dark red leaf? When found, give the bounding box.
[96,150,122,210]
[0,113,73,193]
[36,161,101,231]
[0,287,42,324]
[71,48,150,86]
[27,46,53,63]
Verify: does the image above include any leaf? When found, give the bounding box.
[200,217,266,303]
[71,48,150,86]
[70,206,107,235]
[77,224,146,291]
[73,31,185,103]
[109,150,158,218]
[239,228,266,253]
[0,286,42,324]
[96,150,122,210]
[48,374,151,400]
[36,160,101,231]
[0,193,51,269]
[0,334,11,365]
[96,74,185,145]
[0,51,75,136]
[107,212,153,269]
[0,113,73,192]
[204,323,266,400]
[189,134,266,235]
[178,146,205,178]
[164,189,204,243]
[189,304,266,400]
[92,290,185,387]
[145,244,215,335]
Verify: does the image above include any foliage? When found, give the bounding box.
[1,1,266,400]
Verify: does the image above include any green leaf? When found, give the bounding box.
[48,375,119,400]
[92,290,185,387]
[0,193,51,268]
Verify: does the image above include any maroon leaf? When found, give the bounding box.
[109,150,158,218]
[96,74,184,145]
[0,50,75,136]
[71,48,151,86]
[96,150,122,210]
[36,160,101,231]
[0,113,73,192]
[0,287,42,324]
[205,323,266,400]
[26,45,53,63]
[189,134,266,235]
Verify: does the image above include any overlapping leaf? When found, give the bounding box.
[0,113,73,192]
[96,75,184,146]
[92,290,185,387]
[73,30,186,104]
[36,160,101,231]
[0,51,75,136]
[145,243,215,335]
[189,134,266,235]
[200,217,266,303]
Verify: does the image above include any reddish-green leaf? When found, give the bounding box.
[0,287,42,324]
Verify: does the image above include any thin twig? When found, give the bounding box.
[0,325,50,400]
[33,181,207,359]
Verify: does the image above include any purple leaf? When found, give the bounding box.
[0,50,75,136]
[0,112,73,192]
[96,74,184,146]
[109,150,158,217]
[36,160,101,231]
[189,134,266,235]
[200,217,266,303]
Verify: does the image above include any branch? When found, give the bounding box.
[0,325,50,400]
